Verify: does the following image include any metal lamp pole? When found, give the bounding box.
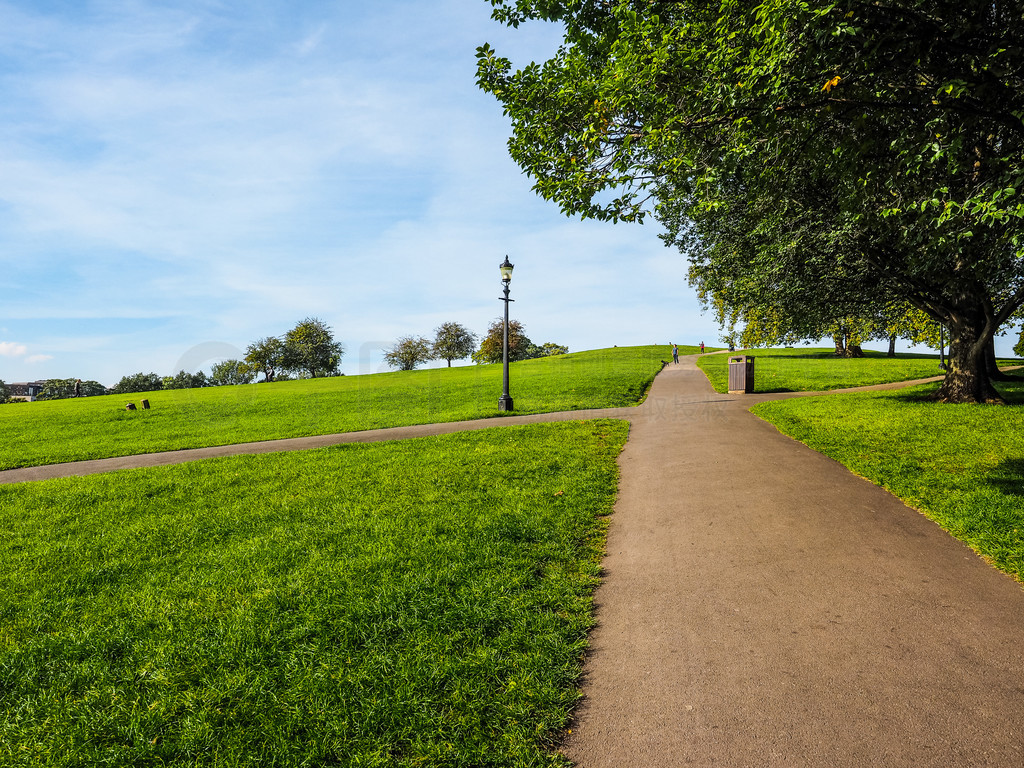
[498,256,515,411]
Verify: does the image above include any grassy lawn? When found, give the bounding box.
[0,419,629,767]
[753,380,1024,583]
[0,345,676,471]
[696,347,1022,393]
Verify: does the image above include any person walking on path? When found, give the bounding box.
[671,343,679,364]
[699,340,705,353]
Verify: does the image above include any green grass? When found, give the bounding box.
[0,345,676,471]
[752,380,1024,582]
[696,347,1022,393]
[0,419,629,767]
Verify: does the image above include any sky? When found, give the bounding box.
[0,1,992,387]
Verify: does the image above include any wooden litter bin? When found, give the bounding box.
[728,356,755,394]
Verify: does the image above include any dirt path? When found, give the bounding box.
[562,357,1024,767]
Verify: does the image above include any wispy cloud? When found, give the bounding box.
[0,342,28,357]
[0,0,731,386]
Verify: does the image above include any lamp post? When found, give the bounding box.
[498,256,515,411]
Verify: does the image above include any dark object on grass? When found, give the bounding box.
[141,399,150,409]
[125,402,137,411]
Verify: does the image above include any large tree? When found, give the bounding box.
[281,317,343,378]
[432,322,478,367]
[478,0,1024,402]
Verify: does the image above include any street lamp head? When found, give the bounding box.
[499,256,514,283]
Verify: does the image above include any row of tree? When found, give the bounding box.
[478,0,1024,402]
[1,317,568,401]
[0,378,108,403]
[106,317,345,392]
[382,320,567,371]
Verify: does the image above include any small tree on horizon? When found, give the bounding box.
[210,359,255,386]
[245,336,286,382]
[432,322,477,367]
[472,319,533,364]
[383,336,434,371]
[163,370,208,390]
[281,317,343,378]
[110,372,163,394]
[534,342,568,357]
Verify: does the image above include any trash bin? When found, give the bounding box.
[728,356,755,394]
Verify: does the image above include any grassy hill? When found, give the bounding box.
[0,344,677,471]
[4,343,1023,765]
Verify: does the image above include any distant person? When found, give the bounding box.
[671,343,679,364]
[74,379,81,397]
[699,341,705,354]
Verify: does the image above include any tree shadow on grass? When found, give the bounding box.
[985,458,1024,498]
[996,381,1024,405]
[882,386,942,404]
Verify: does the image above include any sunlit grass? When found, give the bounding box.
[696,347,1018,393]
[753,380,1024,582]
[0,345,676,470]
[0,420,629,767]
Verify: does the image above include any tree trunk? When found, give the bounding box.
[934,312,1003,403]
[887,334,896,357]
[833,332,863,358]
[833,333,846,357]
[985,336,1021,381]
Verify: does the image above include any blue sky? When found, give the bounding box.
[0,1,982,387]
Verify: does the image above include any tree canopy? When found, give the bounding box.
[245,337,286,383]
[162,370,208,390]
[209,359,255,386]
[110,372,163,395]
[472,319,534,364]
[281,317,343,379]
[432,322,478,367]
[478,0,1024,402]
[383,336,434,371]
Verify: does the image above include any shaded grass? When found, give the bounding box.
[697,347,1022,393]
[752,380,1024,582]
[0,345,674,471]
[0,419,629,767]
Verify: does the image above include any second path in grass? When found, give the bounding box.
[1,345,686,471]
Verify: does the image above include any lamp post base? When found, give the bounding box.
[498,394,514,412]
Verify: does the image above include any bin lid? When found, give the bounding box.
[729,355,754,363]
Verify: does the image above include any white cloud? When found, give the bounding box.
[25,354,54,364]
[0,342,28,357]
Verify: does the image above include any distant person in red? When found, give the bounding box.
[699,341,705,354]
